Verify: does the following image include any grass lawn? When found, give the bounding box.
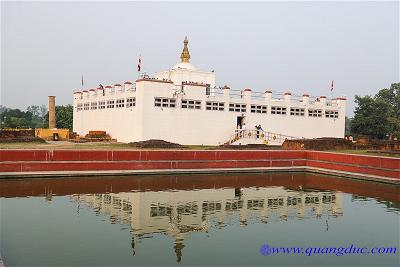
[326,149,400,158]
[1,142,399,157]
[0,141,130,150]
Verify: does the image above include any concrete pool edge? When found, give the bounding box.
[0,166,399,185]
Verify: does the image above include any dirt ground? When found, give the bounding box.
[0,141,215,150]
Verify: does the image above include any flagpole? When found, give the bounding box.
[137,54,142,80]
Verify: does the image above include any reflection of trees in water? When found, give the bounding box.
[376,200,400,212]
[351,195,400,212]
[352,195,369,201]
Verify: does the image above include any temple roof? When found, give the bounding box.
[172,36,197,71]
[172,62,197,70]
[180,36,190,63]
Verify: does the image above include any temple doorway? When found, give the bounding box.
[237,116,245,128]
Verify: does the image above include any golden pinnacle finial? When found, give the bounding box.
[180,36,190,63]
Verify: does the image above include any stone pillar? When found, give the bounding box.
[319,96,327,105]
[222,85,230,98]
[284,92,292,102]
[89,89,96,97]
[302,94,310,105]
[82,90,89,98]
[114,84,122,93]
[105,86,113,94]
[265,90,273,115]
[124,81,133,91]
[48,96,56,129]
[243,88,252,101]
[265,90,272,101]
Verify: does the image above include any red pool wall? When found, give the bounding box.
[0,150,398,179]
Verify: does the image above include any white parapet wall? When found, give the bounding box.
[73,78,346,145]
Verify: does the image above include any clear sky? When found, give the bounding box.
[1,1,399,116]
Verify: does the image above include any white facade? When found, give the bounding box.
[73,37,346,145]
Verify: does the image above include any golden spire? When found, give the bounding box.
[180,36,191,63]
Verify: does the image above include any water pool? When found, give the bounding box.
[1,172,399,266]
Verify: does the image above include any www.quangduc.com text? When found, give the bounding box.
[259,244,398,257]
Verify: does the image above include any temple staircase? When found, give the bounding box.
[225,130,298,146]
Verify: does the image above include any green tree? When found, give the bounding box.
[0,106,34,128]
[351,83,400,139]
[39,105,47,120]
[44,105,73,130]
[375,83,400,138]
[27,105,47,128]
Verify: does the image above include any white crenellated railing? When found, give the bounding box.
[73,79,346,110]
[204,87,344,108]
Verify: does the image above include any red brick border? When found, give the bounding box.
[0,150,398,179]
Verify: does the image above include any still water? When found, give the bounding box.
[1,172,399,266]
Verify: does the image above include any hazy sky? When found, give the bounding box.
[1,1,399,116]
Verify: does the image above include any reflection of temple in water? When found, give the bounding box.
[70,186,342,262]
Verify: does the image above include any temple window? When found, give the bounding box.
[181,99,201,109]
[106,100,115,109]
[98,101,106,109]
[206,84,211,96]
[76,103,82,111]
[308,109,323,117]
[251,105,267,114]
[126,97,135,108]
[90,102,97,110]
[116,99,125,108]
[229,103,246,112]
[290,107,305,116]
[83,103,90,110]
[154,97,176,108]
[325,110,339,118]
[271,106,287,115]
[206,101,224,111]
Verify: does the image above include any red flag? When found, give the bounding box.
[137,55,141,72]
[331,81,334,91]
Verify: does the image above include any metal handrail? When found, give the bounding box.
[225,129,298,145]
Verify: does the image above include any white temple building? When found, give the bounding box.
[73,37,346,145]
